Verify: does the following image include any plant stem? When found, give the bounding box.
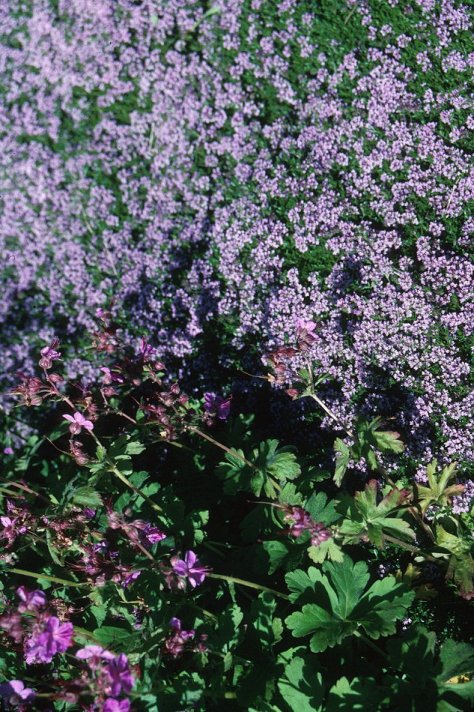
[8,568,88,588]
[356,632,389,661]
[308,392,354,439]
[90,432,163,515]
[208,573,289,600]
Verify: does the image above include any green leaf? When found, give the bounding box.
[277,656,324,711]
[285,567,322,603]
[334,438,350,486]
[259,440,301,481]
[69,485,103,508]
[341,481,415,547]
[285,556,414,652]
[308,539,344,564]
[416,460,463,514]
[371,430,405,454]
[326,676,382,711]
[305,492,339,526]
[93,626,134,648]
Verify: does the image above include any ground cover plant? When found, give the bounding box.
[1,0,473,469]
[0,0,473,709]
[0,324,473,710]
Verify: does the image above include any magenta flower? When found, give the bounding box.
[295,318,318,350]
[0,612,24,643]
[63,411,94,435]
[16,587,47,613]
[3,447,14,455]
[102,699,131,712]
[164,617,196,658]
[203,393,232,420]
[39,339,61,369]
[282,507,314,537]
[310,522,331,547]
[24,616,74,665]
[103,654,134,696]
[0,680,36,704]
[135,521,167,547]
[100,367,124,385]
[120,570,141,589]
[0,516,27,547]
[170,550,210,588]
[138,337,156,363]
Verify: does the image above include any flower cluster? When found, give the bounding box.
[282,506,331,548]
[0,0,472,473]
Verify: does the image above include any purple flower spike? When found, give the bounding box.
[0,680,36,704]
[171,550,210,588]
[16,586,47,613]
[63,411,94,435]
[104,653,134,697]
[203,393,232,421]
[102,699,131,712]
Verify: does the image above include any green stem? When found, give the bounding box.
[356,632,389,661]
[209,573,289,600]
[383,534,437,560]
[7,568,88,588]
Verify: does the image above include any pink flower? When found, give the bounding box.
[102,699,131,712]
[63,412,94,435]
[76,645,115,669]
[0,680,36,704]
[3,447,14,455]
[295,318,318,350]
[171,550,210,588]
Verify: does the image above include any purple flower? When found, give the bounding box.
[63,412,94,435]
[16,587,47,613]
[0,516,27,547]
[295,318,318,350]
[163,617,196,658]
[138,337,157,363]
[203,393,232,420]
[0,612,24,643]
[282,507,313,537]
[100,367,124,385]
[0,680,36,704]
[3,447,14,455]
[171,550,210,588]
[103,654,134,697]
[310,522,332,547]
[120,570,141,589]
[39,339,61,369]
[24,616,74,665]
[102,699,131,712]
[136,522,167,547]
